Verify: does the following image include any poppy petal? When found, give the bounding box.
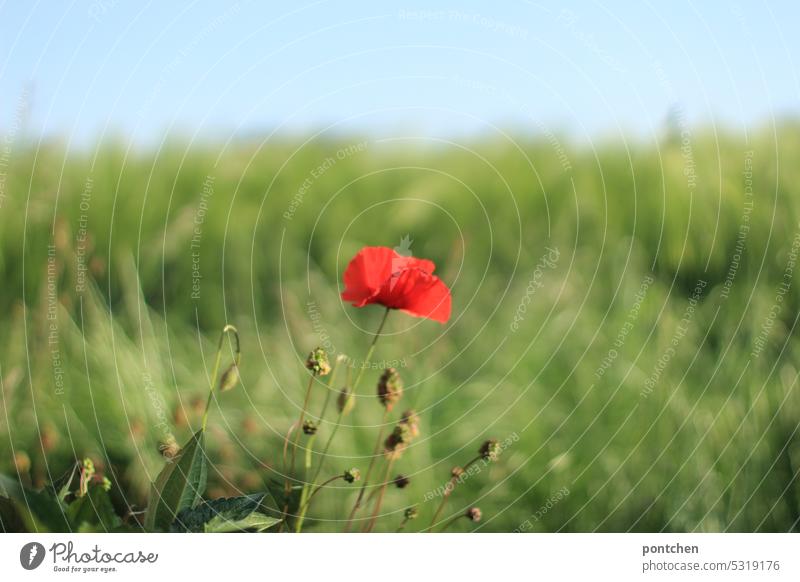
[405,256,436,274]
[341,246,451,323]
[341,246,395,306]
[380,268,451,323]
[400,274,451,323]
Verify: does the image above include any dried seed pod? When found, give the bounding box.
[399,409,419,439]
[336,386,355,415]
[479,439,501,461]
[377,368,403,411]
[159,436,180,460]
[306,348,331,376]
[219,363,240,392]
[394,474,410,489]
[343,468,361,483]
[384,423,412,459]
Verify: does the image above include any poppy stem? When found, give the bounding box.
[309,308,391,500]
[350,307,391,398]
[426,455,482,531]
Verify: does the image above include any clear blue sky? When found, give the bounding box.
[1,0,798,145]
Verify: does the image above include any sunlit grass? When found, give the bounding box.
[2,124,800,531]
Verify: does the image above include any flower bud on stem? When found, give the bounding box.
[283,348,330,526]
[396,505,418,532]
[426,454,482,531]
[357,411,420,531]
[201,325,240,432]
[319,354,348,421]
[303,308,390,530]
[294,469,359,532]
[365,473,409,506]
[438,507,482,532]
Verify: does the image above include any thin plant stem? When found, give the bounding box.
[281,423,298,484]
[316,355,344,423]
[292,442,317,533]
[438,513,466,532]
[363,456,395,532]
[279,423,300,531]
[309,308,390,490]
[201,325,240,431]
[344,407,389,531]
[363,471,395,507]
[296,358,340,533]
[294,357,345,530]
[282,374,316,527]
[289,375,316,477]
[293,428,321,531]
[289,311,389,531]
[350,307,391,400]
[427,455,482,531]
[295,474,344,528]
[311,368,350,492]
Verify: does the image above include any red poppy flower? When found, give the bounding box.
[341,246,452,323]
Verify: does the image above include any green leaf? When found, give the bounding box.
[0,488,71,532]
[206,511,281,533]
[171,493,282,533]
[0,496,27,532]
[66,484,121,531]
[0,471,75,532]
[0,473,23,499]
[144,429,207,531]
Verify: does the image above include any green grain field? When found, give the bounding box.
[2,124,800,531]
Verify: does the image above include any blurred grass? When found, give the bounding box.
[2,124,800,531]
